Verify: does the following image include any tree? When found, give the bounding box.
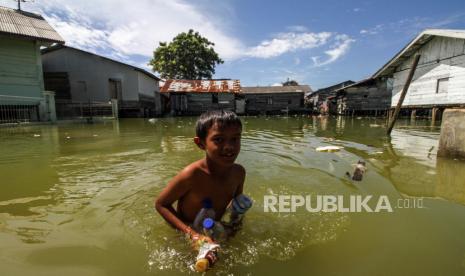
[282,78,299,86]
[149,29,224,80]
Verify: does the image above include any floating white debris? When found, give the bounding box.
[92,134,98,137]
[369,124,382,128]
[33,134,41,137]
[66,136,71,139]
[316,146,343,152]
[148,118,157,124]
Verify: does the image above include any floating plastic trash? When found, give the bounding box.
[316,146,343,152]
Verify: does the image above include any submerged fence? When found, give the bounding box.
[55,100,115,119]
[0,95,41,124]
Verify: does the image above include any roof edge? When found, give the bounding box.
[41,45,160,81]
[372,28,465,78]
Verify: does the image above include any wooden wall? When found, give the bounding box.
[337,79,391,114]
[392,36,465,107]
[244,92,303,114]
[169,92,235,115]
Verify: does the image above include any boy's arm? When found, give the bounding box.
[233,164,246,197]
[155,169,193,235]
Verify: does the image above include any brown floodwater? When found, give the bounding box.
[1,116,465,275]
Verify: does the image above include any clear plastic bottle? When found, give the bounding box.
[195,242,219,272]
[202,218,226,242]
[192,198,215,232]
[222,194,253,227]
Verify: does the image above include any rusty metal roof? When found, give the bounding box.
[0,6,64,43]
[160,79,241,93]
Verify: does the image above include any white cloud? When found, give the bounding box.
[353,8,361,12]
[246,32,332,58]
[312,34,355,67]
[359,24,383,35]
[14,0,245,61]
[5,0,355,69]
[272,83,283,86]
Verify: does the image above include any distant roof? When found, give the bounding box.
[373,29,465,78]
[0,6,64,43]
[242,85,312,94]
[41,45,160,81]
[160,79,241,93]
[334,78,374,92]
[311,80,355,94]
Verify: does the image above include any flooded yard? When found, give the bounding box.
[1,116,465,275]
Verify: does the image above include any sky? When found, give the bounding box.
[2,0,465,89]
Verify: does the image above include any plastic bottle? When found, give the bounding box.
[192,198,215,232]
[202,218,226,242]
[195,242,219,272]
[222,194,253,226]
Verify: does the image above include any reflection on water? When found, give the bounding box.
[1,117,465,275]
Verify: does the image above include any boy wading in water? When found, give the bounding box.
[155,110,245,245]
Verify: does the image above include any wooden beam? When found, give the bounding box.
[387,54,421,135]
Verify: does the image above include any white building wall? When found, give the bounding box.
[391,36,465,107]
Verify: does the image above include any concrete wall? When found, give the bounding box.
[392,36,465,107]
[438,109,465,159]
[42,48,142,103]
[0,36,43,103]
[137,71,159,98]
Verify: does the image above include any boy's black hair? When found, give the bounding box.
[195,110,242,140]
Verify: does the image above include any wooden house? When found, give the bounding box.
[242,85,311,115]
[0,6,64,123]
[334,78,392,116]
[160,79,242,116]
[305,81,354,113]
[373,29,465,121]
[41,45,161,118]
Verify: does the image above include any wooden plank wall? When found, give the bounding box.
[392,36,465,107]
[244,92,303,114]
[170,93,235,115]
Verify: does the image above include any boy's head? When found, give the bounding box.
[195,110,242,141]
[194,110,242,165]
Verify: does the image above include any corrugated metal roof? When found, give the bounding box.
[242,85,312,94]
[373,29,465,78]
[160,80,241,93]
[0,6,64,43]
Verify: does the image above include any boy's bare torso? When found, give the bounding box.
[177,160,245,223]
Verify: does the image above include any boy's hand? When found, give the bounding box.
[189,231,214,249]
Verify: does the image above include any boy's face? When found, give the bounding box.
[196,123,242,166]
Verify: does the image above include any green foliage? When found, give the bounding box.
[282,78,299,86]
[149,29,224,79]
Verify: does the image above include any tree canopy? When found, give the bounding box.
[149,29,224,80]
[282,79,299,86]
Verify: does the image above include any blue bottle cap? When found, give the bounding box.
[202,198,213,209]
[203,218,215,229]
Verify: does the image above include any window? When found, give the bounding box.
[267,97,273,105]
[436,78,449,94]
[212,93,218,103]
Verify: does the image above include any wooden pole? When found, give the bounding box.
[431,107,438,125]
[386,54,421,135]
